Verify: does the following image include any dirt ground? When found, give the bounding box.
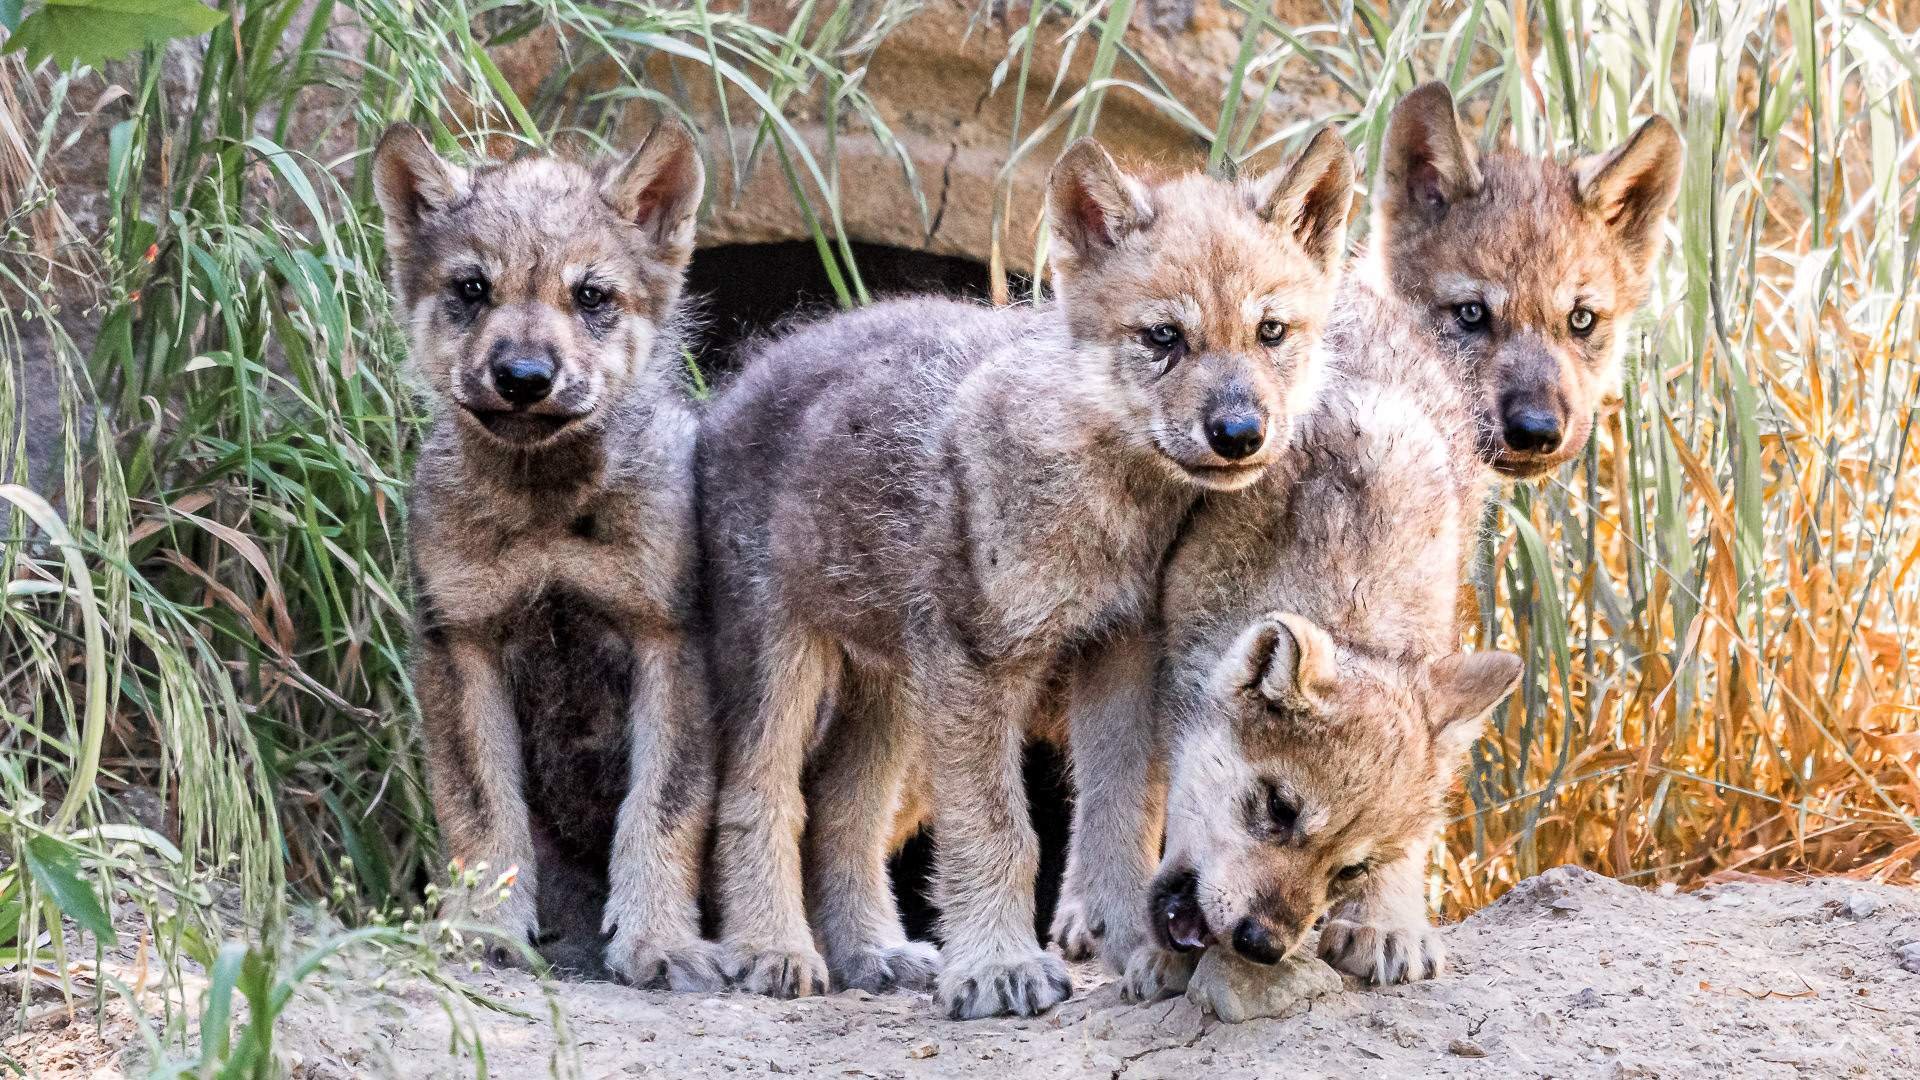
[13,867,1920,1079]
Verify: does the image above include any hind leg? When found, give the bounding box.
[603,631,728,992]
[804,672,939,994]
[712,629,838,998]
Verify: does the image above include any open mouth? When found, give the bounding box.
[1150,870,1213,953]
[467,408,578,444]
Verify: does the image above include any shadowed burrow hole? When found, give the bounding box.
[684,240,1066,945]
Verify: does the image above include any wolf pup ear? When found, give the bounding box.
[1379,82,1482,223]
[603,120,706,266]
[1426,651,1523,756]
[373,123,470,241]
[1574,116,1684,270]
[1048,137,1153,273]
[1216,612,1338,711]
[1251,125,1355,275]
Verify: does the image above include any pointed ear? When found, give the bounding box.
[1048,137,1153,273]
[1574,116,1684,269]
[603,120,706,266]
[373,123,470,241]
[1214,612,1339,711]
[1379,82,1482,224]
[1249,125,1354,274]
[1427,651,1522,756]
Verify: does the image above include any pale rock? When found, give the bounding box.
[1183,949,1342,1023]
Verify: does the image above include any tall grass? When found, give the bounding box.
[2,0,1916,1070]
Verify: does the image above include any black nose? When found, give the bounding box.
[491,352,555,406]
[1501,405,1562,454]
[1231,917,1281,965]
[1206,414,1266,460]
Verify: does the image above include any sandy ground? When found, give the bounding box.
[13,868,1920,1078]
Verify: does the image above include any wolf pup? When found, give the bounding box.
[1137,284,1518,1002]
[1375,82,1684,477]
[699,130,1354,1018]
[1051,83,1683,987]
[376,122,724,989]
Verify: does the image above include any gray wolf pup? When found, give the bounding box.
[699,129,1354,1018]
[377,121,723,988]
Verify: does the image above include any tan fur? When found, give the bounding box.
[379,122,725,989]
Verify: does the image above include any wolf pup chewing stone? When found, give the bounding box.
[698,130,1354,1017]
[377,121,724,989]
[1142,283,1525,1001]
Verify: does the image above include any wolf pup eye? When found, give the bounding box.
[1336,862,1369,882]
[1568,306,1596,337]
[1453,301,1487,330]
[574,283,609,311]
[1257,320,1287,347]
[453,276,490,304]
[1261,781,1298,840]
[1142,323,1185,352]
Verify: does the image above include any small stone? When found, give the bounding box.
[908,1042,939,1060]
[1185,949,1342,1024]
[1840,893,1878,920]
[1896,941,1920,975]
[1571,987,1603,1009]
[1448,1039,1488,1058]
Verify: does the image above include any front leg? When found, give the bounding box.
[924,663,1072,1020]
[603,631,727,991]
[1318,847,1445,983]
[1050,636,1165,974]
[416,634,539,956]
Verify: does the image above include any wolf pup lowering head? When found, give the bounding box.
[1374,83,1683,478]
[1152,615,1520,971]
[374,122,701,448]
[1047,126,1353,490]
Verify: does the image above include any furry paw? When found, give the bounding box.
[728,943,830,999]
[608,936,728,992]
[1120,944,1195,1002]
[830,942,942,994]
[1318,916,1444,984]
[935,950,1073,1020]
[1047,896,1104,962]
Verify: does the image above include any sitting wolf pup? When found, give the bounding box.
[1050,82,1684,994]
[699,130,1354,1017]
[375,121,724,988]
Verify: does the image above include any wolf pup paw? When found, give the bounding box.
[831,942,942,994]
[1120,944,1195,1002]
[935,950,1073,1019]
[1048,896,1104,962]
[728,943,830,999]
[609,936,729,992]
[1318,916,1444,984]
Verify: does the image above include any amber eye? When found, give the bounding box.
[1569,306,1596,337]
[574,283,609,311]
[1453,301,1487,329]
[1257,320,1287,347]
[1336,862,1369,882]
[453,276,490,304]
